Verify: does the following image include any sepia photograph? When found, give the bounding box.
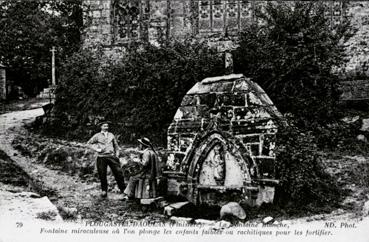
[0,1,369,242]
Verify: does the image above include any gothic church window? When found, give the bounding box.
[212,0,225,32]
[332,1,343,27]
[199,1,211,31]
[197,0,255,35]
[226,0,238,32]
[112,0,141,42]
[196,0,344,36]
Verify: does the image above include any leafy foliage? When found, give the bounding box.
[274,122,343,211]
[233,2,352,128]
[49,48,102,138]
[313,119,369,155]
[231,3,362,212]
[51,40,225,144]
[0,0,83,96]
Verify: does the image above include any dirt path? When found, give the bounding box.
[0,107,165,223]
[0,98,49,114]
[0,108,63,222]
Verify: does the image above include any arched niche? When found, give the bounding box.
[184,130,256,204]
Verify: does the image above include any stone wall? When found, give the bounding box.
[82,0,369,100]
[83,0,112,47]
[340,79,369,101]
[339,2,369,102]
[0,65,6,100]
[82,1,362,69]
[82,1,346,43]
[343,2,369,77]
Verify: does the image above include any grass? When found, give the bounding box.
[0,150,31,187]
[36,211,58,221]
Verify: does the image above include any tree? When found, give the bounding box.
[48,0,84,58]
[0,0,83,97]
[52,40,225,144]
[107,40,225,144]
[233,2,352,128]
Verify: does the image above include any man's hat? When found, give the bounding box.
[138,137,152,148]
[97,120,112,127]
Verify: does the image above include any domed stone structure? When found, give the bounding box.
[165,74,282,206]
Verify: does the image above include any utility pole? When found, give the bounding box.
[51,46,56,86]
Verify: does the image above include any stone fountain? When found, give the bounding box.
[164,74,281,207]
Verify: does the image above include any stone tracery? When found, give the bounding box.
[97,0,346,45]
[112,0,141,42]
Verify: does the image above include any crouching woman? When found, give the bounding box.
[123,137,161,201]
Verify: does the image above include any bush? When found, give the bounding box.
[233,2,352,128]
[304,116,369,155]
[274,122,344,212]
[47,48,104,139]
[50,40,225,144]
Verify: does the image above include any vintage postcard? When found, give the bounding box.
[0,1,369,242]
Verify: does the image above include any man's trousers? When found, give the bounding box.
[96,156,125,193]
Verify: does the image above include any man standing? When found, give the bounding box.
[123,137,161,201]
[87,121,125,198]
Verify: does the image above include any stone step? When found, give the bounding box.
[37,86,56,99]
[163,201,196,217]
[140,196,164,205]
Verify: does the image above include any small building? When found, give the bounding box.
[165,74,281,207]
[339,79,369,108]
[0,64,6,100]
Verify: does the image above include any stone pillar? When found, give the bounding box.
[343,1,369,76]
[51,47,56,86]
[148,0,169,45]
[82,0,113,48]
[169,0,193,38]
[0,64,6,100]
